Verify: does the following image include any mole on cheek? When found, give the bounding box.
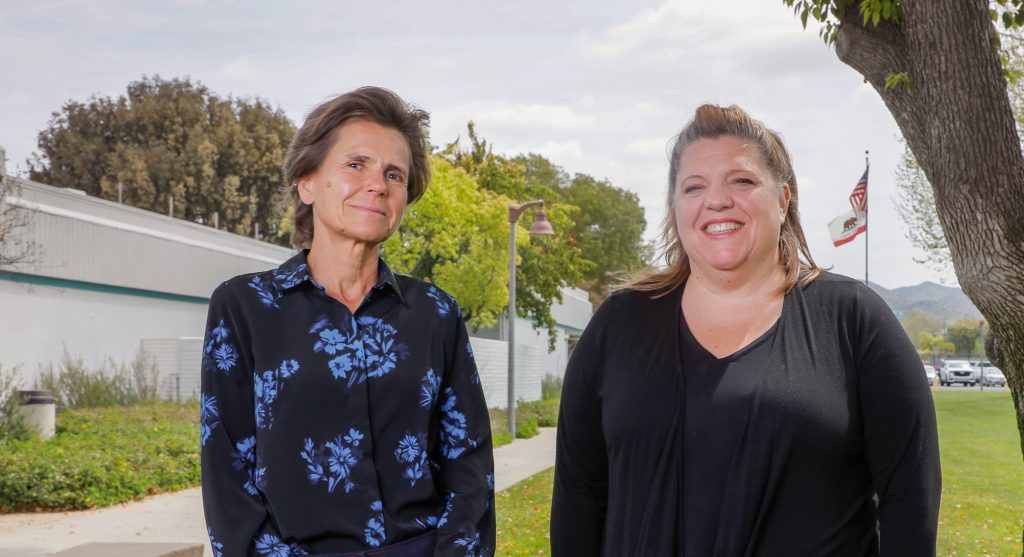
[326,181,332,188]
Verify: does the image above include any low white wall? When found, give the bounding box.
[0,278,206,386]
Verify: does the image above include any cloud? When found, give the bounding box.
[471,103,598,131]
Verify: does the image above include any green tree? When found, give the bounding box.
[28,76,295,244]
[945,319,984,356]
[917,332,955,358]
[559,173,647,305]
[442,124,587,348]
[784,0,1024,477]
[383,156,509,330]
[901,309,943,347]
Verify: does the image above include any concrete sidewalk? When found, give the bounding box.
[0,427,556,557]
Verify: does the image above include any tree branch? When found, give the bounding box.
[834,10,932,169]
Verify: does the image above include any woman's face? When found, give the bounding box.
[298,119,411,250]
[673,135,790,279]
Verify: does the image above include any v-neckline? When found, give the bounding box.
[679,291,789,363]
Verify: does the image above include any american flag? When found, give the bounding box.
[849,168,868,219]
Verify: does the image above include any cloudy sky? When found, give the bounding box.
[0,0,951,288]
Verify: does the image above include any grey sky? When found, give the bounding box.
[0,0,949,288]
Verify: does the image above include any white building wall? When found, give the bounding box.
[467,336,544,409]
[0,278,206,385]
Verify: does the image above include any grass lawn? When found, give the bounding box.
[497,389,1024,556]
[934,389,1023,556]
[496,467,554,556]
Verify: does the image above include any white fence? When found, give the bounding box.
[142,336,543,408]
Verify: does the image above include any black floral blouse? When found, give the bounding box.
[200,250,494,557]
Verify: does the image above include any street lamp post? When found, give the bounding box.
[507,200,554,438]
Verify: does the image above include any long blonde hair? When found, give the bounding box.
[621,104,820,295]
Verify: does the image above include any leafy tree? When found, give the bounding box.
[917,332,955,358]
[784,0,1024,473]
[383,156,509,330]
[28,76,295,244]
[441,124,587,348]
[900,309,943,347]
[559,173,647,305]
[945,319,984,356]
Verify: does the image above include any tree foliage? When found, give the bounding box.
[945,319,985,356]
[383,156,510,331]
[901,309,943,347]
[437,123,648,343]
[28,76,295,244]
[441,125,586,347]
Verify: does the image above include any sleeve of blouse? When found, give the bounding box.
[853,285,942,555]
[432,304,496,557]
[200,283,280,557]
[550,303,608,557]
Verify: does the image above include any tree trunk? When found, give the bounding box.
[835,0,1024,468]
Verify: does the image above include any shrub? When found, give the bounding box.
[0,365,33,442]
[0,401,199,511]
[489,402,553,441]
[38,349,160,409]
[541,374,563,401]
[518,398,559,428]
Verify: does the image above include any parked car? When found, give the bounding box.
[922,364,938,385]
[981,367,1007,387]
[940,359,978,386]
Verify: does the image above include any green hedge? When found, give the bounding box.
[0,401,199,511]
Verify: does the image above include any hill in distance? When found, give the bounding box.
[869,281,983,324]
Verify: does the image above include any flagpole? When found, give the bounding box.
[864,150,870,286]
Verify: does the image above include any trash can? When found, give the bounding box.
[17,390,56,440]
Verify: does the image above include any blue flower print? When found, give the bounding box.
[213,344,238,372]
[315,328,347,355]
[454,529,485,557]
[419,368,441,408]
[364,500,386,547]
[273,263,308,290]
[358,316,405,380]
[328,353,356,381]
[394,432,429,486]
[254,533,309,556]
[486,473,494,492]
[248,274,282,309]
[203,319,239,374]
[310,316,408,387]
[208,527,224,557]
[426,285,452,317]
[439,388,477,460]
[232,436,267,497]
[416,492,454,529]
[344,428,364,446]
[254,360,301,430]
[199,394,220,447]
[300,433,364,494]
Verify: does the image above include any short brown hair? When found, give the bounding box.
[283,87,430,249]
[622,104,820,295]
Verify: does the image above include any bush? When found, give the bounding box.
[489,398,559,441]
[0,365,33,442]
[39,349,160,409]
[518,398,559,428]
[541,374,563,401]
[0,401,199,511]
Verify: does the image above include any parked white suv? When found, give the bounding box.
[940,359,978,386]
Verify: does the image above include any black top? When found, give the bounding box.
[551,273,941,557]
[200,250,494,557]
[679,314,777,556]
